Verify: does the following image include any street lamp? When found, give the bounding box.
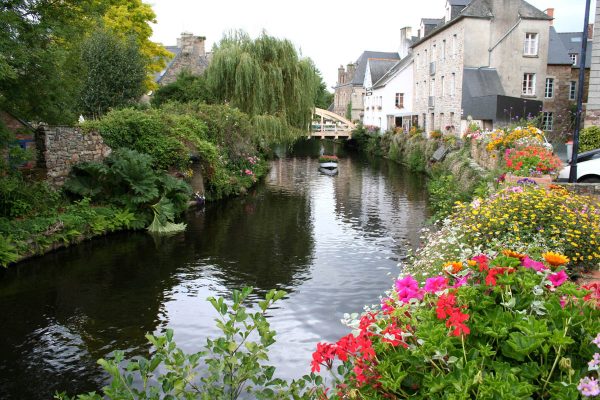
[569,0,593,183]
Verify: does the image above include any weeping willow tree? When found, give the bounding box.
[206,31,319,143]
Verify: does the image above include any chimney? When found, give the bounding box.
[399,26,413,58]
[588,24,594,40]
[544,8,554,25]
[338,65,345,84]
[347,63,356,80]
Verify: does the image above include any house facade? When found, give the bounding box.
[412,0,552,134]
[585,2,600,126]
[333,51,400,122]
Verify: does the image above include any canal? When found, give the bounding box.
[0,140,430,399]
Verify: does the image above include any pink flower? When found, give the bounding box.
[522,256,547,272]
[578,376,600,397]
[593,333,600,348]
[381,297,394,312]
[424,276,448,293]
[244,169,253,175]
[548,270,568,287]
[453,275,470,288]
[395,276,422,303]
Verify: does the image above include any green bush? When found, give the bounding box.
[83,108,189,170]
[0,174,63,219]
[579,126,600,153]
[64,149,192,228]
[58,288,329,399]
[426,173,467,222]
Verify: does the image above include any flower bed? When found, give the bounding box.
[408,185,600,276]
[312,252,600,399]
[504,146,563,177]
[319,155,339,163]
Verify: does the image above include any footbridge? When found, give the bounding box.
[311,108,355,139]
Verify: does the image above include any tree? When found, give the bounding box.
[206,31,320,142]
[80,29,146,118]
[102,0,172,91]
[314,69,334,110]
[150,71,215,107]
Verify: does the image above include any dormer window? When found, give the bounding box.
[523,33,539,56]
[570,53,578,66]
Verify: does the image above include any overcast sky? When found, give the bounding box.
[149,0,597,90]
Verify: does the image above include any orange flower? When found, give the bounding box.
[444,261,463,274]
[467,260,477,268]
[542,252,570,266]
[502,249,526,260]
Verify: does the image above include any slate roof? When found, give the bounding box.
[367,59,400,87]
[350,51,400,85]
[558,32,593,68]
[462,67,505,119]
[155,46,182,83]
[463,67,505,97]
[373,55,413,89]
[412,0,551,47]
[422,18,443,26]
[548,27,574,65]
[448,0,471,6]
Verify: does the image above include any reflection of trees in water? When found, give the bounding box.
[332,154,430,250]
[0,232,182,399]
[186,187,315,295]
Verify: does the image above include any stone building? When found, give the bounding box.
[157,33,211,86]
[585,1,600,126]
[544,25,577,139]
[411,0,552,134]
[333,51,400,122]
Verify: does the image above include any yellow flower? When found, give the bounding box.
[542,252,570,266]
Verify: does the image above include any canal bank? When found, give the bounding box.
[0,140,430,399]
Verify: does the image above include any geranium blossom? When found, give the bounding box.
[395,276,422,303]
[522,256,547,272]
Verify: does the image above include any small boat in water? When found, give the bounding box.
[318,155,338,175]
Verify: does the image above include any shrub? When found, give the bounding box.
[57,288,328,399]
[427,174,468,222]
[580,126,600,153]
[311,252,600,399]
[0,174,63,219]
[504,146,563,177]
[83,108,188,170]
[429,129,442,140]
[64,149,192,228]
[413,185,600,274]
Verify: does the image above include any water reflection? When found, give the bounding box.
[0,140,429,398]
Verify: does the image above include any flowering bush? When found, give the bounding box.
[452,186,600,267]
[504,146,563,177]
[484,126,544,152]
[408,185,600,276]
[319,155,339,163]
[312,252,600,399]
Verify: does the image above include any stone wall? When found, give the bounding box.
[557,182,600,201]
[544,65,575,140]
[36,126,111,186]
[469,140,502,170]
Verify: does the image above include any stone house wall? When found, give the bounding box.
[36,126,111,186]
[544,64,575,140]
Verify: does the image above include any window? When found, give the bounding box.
[542,112,554,131]
[395,93,404,108]
[424,49,428,65]
[441,40,446,60]
[430,79,435,96]
[524,33,539,56]
[569,81,577,100]
[545,78,554,98]
[522,73,536,96]
[451,73,456,97]
[441,75,445,96]
[453,34,457,56]
[570,53,578,66]
[432,44,436,60]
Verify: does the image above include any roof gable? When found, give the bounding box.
[373,55,414,89]
[548,27,574,65]
[350,51,400,85]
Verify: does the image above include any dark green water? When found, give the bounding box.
[0,140,429,399]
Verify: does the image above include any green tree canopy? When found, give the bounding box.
[205,31,320,142]
[80,29,146,118]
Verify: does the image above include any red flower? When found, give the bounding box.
[436,293,457,320]
[446,309,470,336]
